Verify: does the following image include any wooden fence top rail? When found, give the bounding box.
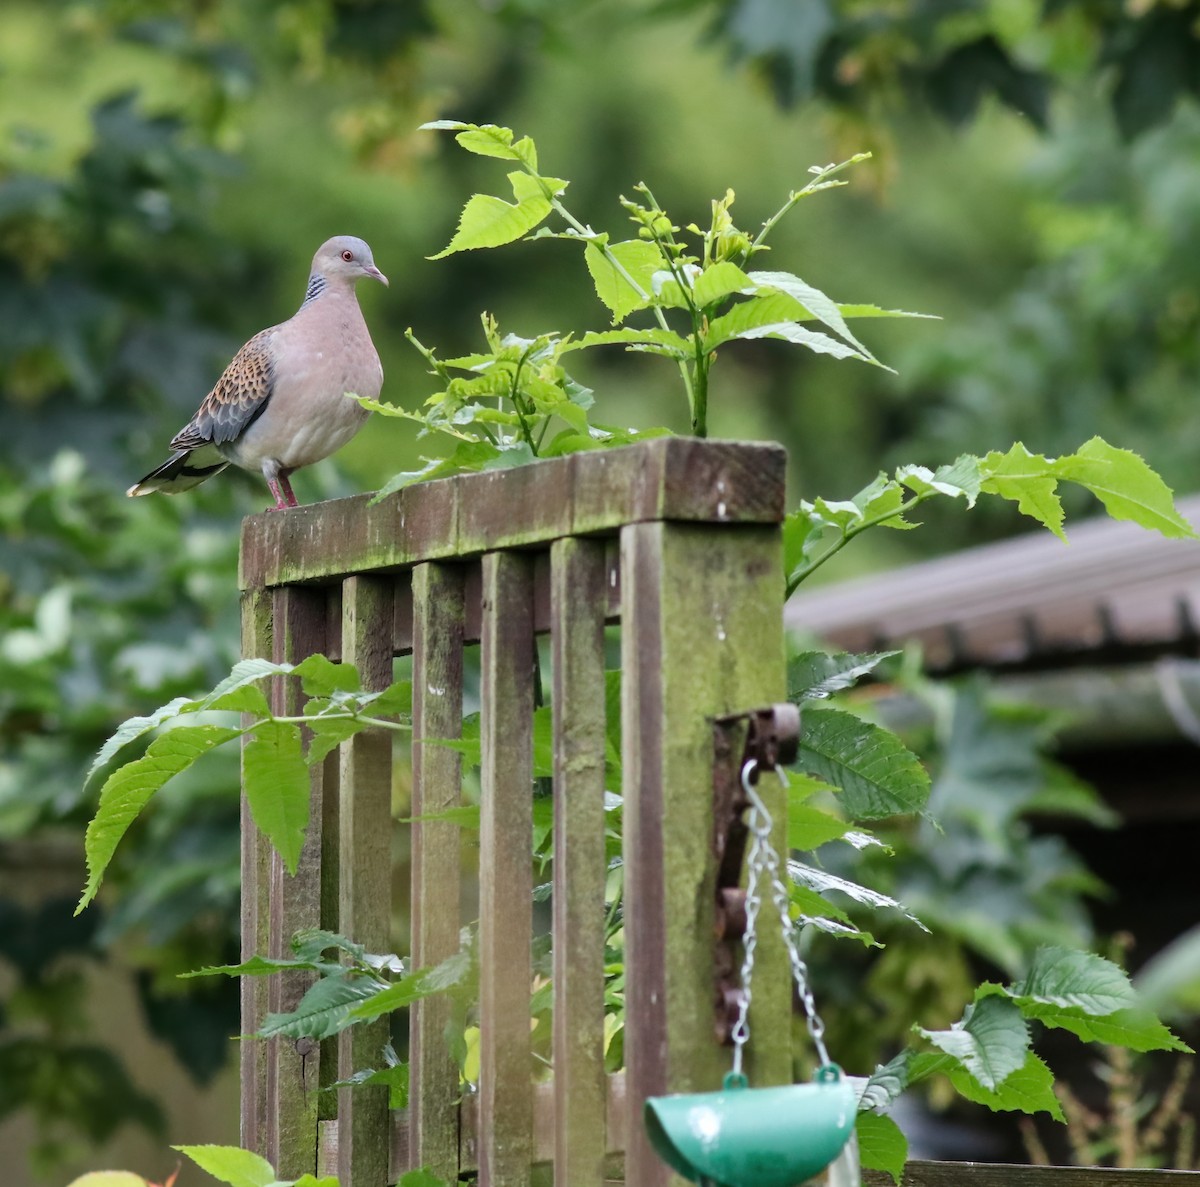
[239,437,786,590]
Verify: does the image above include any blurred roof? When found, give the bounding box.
[784,496,1200,674]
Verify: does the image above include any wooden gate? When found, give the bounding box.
[237,438,794,1186]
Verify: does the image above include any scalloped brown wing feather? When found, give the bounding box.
[169,327,278,451]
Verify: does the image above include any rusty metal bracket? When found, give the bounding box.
[711,702,800,1044]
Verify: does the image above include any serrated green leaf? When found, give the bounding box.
[896,457,981,506]
[705,292,805,350]
[583,239,661,323]
[835,303,941,321]
[692,260,753,307]
[788,649,898,701]
[349,948,472,1023]
[292,653,361,697]
[79,723,242,912]
[333,1061,410,1109]
[916,995,1029,1091]
[739,320,883,365]
[430,172,552,259]
[369,439,503,503]
[1011,945,1136,1014]
[305,716,368,766]
[174,1144,277,1187]
[181,953,335,979]
[947,1051,1065,1120]
[397,1170,452,1187]
[748,269,877,360]
[788,803,851,851]
[795,706,931,820]
[83,695,194,786]
[980,442,1065,539]
[561,327,691,358]
[258,972,385,1041]
[855,1111,907,1185]
[243,720,310,874]
[1054,437,1196,539]
[856,1052,912,1112]
[1018,1003,1190,1052]
[790,860,926,933]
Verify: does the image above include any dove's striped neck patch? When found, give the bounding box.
[302,275,327,305]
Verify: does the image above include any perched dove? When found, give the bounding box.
[128,235,387,511]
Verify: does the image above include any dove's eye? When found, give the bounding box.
[341,249,354,262]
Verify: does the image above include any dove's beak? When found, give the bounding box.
[366,264,389,287]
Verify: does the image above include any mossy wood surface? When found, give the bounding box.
[866,1164,1200,1185]
[239,438,786,590]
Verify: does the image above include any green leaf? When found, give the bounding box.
[896,456,982,506]
[430,171,553,259]
[397,1170,452,1187]
[834,303,941,321]
[370,439,503,503]
[795,706,931,820]
[348,949,472,1023]
[788,649,898,702]
[691,260,753,307]
[83,695,194,785]
[174,1144,277,1187]
[1054,437,1196,539]
[292,653,361,697]
[705,292,805,350]
[748,269,877,359]
[788,802,851,851]
[181,954,336,979]
[737,320,882,365]
[422,120,537,170]
[917,995,1030,1091]
[561,327,691,358]
[856,1052,911,1112]
[78,723,242,912]
[980,442,1065,539]
[947,1051,1065,1120]
[583,239,661,323]
[243,720,311,875]
[333,1058,410,1109]
[790,861,926,933]
[855,1111,907,1185]
[258,973,385,1041]
[1018,1004,1190,1053]
[1011,946,1136,1014]
[305,716,367,767]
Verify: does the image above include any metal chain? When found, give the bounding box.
[730,758,832,1077]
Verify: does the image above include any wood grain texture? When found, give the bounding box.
[239,439,787,590]
[336,575,396,1187]
[478,551,536,1186]
[409,562,467,1182]
[239,587,274,1155]
[550,537,609,1187]
[620,522,788,1187]
[866,1163,1200,1185]
[266,585,331,1178]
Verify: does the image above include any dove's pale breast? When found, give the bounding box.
[223,288,381,473]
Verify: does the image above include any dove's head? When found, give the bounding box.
[312,235,389,287]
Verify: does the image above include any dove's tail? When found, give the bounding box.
[127,446,228,496]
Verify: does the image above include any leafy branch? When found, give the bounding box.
[409,121,933,438]
[76,656,412,912]
[785,437,1196,597]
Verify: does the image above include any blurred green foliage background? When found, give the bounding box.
[4,0,1200,1177]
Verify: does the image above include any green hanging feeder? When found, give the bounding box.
[644,759,861,1187]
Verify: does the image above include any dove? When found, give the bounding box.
[128,235,387,511]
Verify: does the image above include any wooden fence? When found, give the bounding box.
[237,438,794,1186]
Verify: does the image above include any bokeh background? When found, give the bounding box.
[4,1,1200,1181]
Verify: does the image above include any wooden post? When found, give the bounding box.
[265,585,331,1178]
[620,522,789,1187]
[409,562,466,1181]
[550,537,610,1187]
[337,575,396,1186]
[478,551,535,1186]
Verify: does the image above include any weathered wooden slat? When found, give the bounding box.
[239,440,787,590]
[265,585,331,1178]
[620,522,788,1187]
[461,1072,628,1174]
[478,551,536,1186]
[550,537,609,1187]
[866,1163,1200,1185]
[336,575,396,1187]
[408,562,467,1181]
[239,587,274,1155]
[318,585,343,1115]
